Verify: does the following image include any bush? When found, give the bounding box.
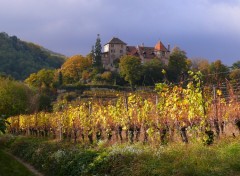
[1,136,240,176]
[3,137,101,176]
[0,134,16,148]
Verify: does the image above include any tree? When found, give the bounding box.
[92,34,102,67]
[229,69,240,82]
[191,58,210,72]
[230,60,240,84]
[190,58,211,84]
[119,55,143,89]
[167,47,190,82]
[142,58,164,85]
[209,60,229,84]
[0,117,9,133]
[25,69,56,91]
[0,78,34,116]
[0,78,35,133]
[101,71,113,84]
[0,32,65,80]
[232,60,240,69]
[58,70,63,86]
[61,55,92,84]
[25,69,59,112]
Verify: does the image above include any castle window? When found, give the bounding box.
[120,50,123,53]
[142,51,146,57]
[111,44,114,47]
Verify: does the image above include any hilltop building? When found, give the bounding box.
[102,37,170,70]
[102,37,127,69]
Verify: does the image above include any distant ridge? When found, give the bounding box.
[0,32,66,80]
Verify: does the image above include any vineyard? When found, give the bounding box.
[7,72,240,145]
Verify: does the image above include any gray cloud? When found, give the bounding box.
[0,0,239,65]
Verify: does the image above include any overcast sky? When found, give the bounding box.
[1,0,240,65]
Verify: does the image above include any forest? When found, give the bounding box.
[0,32,65,80]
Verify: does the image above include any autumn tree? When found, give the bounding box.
[190,58,211,84]
[25,69,56,91]
[119,55,143,89]
[61,55,92,84]
[24,69,59,111]
[191,58,209,72]
[209,60,229,84]
[229,69,240,82]
[101,71,113,84]
[229,60,240,84]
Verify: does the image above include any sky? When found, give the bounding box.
[1,0,240,65]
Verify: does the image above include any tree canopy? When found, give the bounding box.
[0,78,36,133]
[142,58,165,85]
[232,61,240,69]
[61,55,92,84]
[0,78,35,117]
[167,47,190,82]
[119,55,143,89]
[209,60,229,84]
[25,69,56,90]
[230,60,240,83]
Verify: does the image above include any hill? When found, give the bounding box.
[0,32,66,80]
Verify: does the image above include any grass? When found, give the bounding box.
[100,139,240,176]
[1,135,240,175]
[0,149,35,176]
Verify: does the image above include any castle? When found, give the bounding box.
[102,37,170,70]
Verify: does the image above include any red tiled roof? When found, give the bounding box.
[155,41,168,52]
[127,45,156,59]
[126,46,138,56]
[137,46,156,59]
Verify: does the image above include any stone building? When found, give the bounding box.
[102,37,127,70]
[102,37,170,70]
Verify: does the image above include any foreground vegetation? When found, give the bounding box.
[1,135,240,176]
[0,148,35,176]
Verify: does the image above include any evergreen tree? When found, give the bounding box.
[91,45,95,64]
[93,34,102,67]
[58,70,63,86]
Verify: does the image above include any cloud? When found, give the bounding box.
[0,0,239,64]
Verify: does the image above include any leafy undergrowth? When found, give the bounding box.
[0,149,35,176]
[1,135,240,176]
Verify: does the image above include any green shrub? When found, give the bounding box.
[0,134,16,148]
[1,136,240,176]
